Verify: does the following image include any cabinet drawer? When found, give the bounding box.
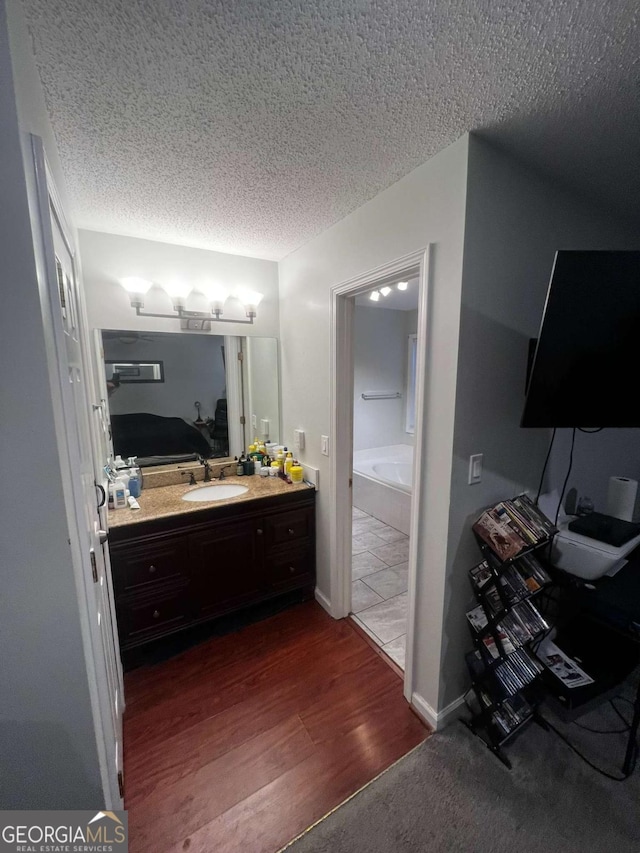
[264,509,312,549]
[111,537,186,594]
[266,547,314,590]
[118,587,190,645]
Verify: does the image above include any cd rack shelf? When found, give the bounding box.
[461,495,557,769]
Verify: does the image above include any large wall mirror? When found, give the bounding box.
[101,330,280,465]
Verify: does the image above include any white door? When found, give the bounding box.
[32,136,124,806]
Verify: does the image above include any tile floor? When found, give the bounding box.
[350,506,409,670]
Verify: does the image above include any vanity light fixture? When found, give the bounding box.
[396,281,408,291]
[379,286,392,296]
[119,278,263,325]
[369,290,380,302]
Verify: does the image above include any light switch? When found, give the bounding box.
[321,435,329,456]
[294,429,305,451]
[260,418,270,438]
[251,414,257,429]
[468,453,483,485]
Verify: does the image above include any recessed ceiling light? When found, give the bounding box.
[397,281,408,291]
[369,291,380,301]
[380,286,391,296]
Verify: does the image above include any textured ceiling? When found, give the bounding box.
[23,0,640,260]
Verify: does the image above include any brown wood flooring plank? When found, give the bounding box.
[124,601,331,710]
[129,715,315,853]
[124,601,430,853]
[125,644,377,805]
[165,710,427,853]
[124,619,369,755]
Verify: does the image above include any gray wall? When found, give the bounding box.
[353,306,411,451]
[104,332,226,423]
[0,0,102,807]
[439,135,640,708]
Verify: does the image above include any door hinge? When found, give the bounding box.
[239,416,246,425]
[237,351,244,362]
[349,477,353,489]
[117,771,124,799]
[89,549,98,583]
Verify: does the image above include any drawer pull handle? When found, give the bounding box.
[256,528,263,535]
[288,528,295,535]
[152,609,160,619]
[149,565,157,574]
[289,566,296,573]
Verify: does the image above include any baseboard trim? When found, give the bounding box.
[411,691,466,731]
[314,587,333,616]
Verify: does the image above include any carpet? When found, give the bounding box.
[282,693,640,853]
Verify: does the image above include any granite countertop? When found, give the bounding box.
[108,475,313,528]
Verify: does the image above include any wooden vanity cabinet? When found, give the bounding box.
[109,489,315,652]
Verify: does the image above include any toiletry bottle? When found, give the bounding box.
[270,461,279,477]
[290,463,304,484]
[113,454,127,470]
[236,455,244,476]
[284,451,294,478]
[243,455,255,476]
[110,479,127,509]
[276,448,285,471]
[127,456,141,498]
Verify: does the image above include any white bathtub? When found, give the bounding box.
[352,444,413,535]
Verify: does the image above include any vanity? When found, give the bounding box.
[108,473,316,660]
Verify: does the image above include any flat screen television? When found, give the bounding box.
[521,250,640,428]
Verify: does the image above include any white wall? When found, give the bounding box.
[439,135,640,709]
[0,0,103,807]
[279,135,470,715]
[80,229,280,337]
[548,428,640,519]
[353,305,410,451]
[103,332,226,423]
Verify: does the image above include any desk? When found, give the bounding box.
[551,549,640,776]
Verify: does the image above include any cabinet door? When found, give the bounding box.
[189,518,263,619]
[263,507,313,551]
[265,546,315,593]
[110,535,187,596]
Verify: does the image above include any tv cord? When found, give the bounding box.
[554,427,576,530]
[538,703,638,782]
[535,428,556,505]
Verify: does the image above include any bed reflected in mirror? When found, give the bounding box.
[101,330,280,466]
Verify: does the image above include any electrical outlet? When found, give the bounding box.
[294,429,305,451]
[468,453,483,485]
[321,435,329,456]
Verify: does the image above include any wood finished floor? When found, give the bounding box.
[123,601,430,853]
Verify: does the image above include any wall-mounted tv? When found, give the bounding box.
[521,250,640,428]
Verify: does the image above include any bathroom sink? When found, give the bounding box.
[182,484,249,502]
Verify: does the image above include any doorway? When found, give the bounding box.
[349,278,420,669]
[330,249,430,699]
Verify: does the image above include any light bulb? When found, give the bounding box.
[380,286,391,296]
[236,288,264,318]
[161,280,192,310]
[369,291,380,302]
[120,277,152,294]
[161,280,192,299]
[120,277,153,308]
[397,281,408,291]
[204,283,230,314]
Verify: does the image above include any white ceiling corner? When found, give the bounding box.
[22,0,640,261]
